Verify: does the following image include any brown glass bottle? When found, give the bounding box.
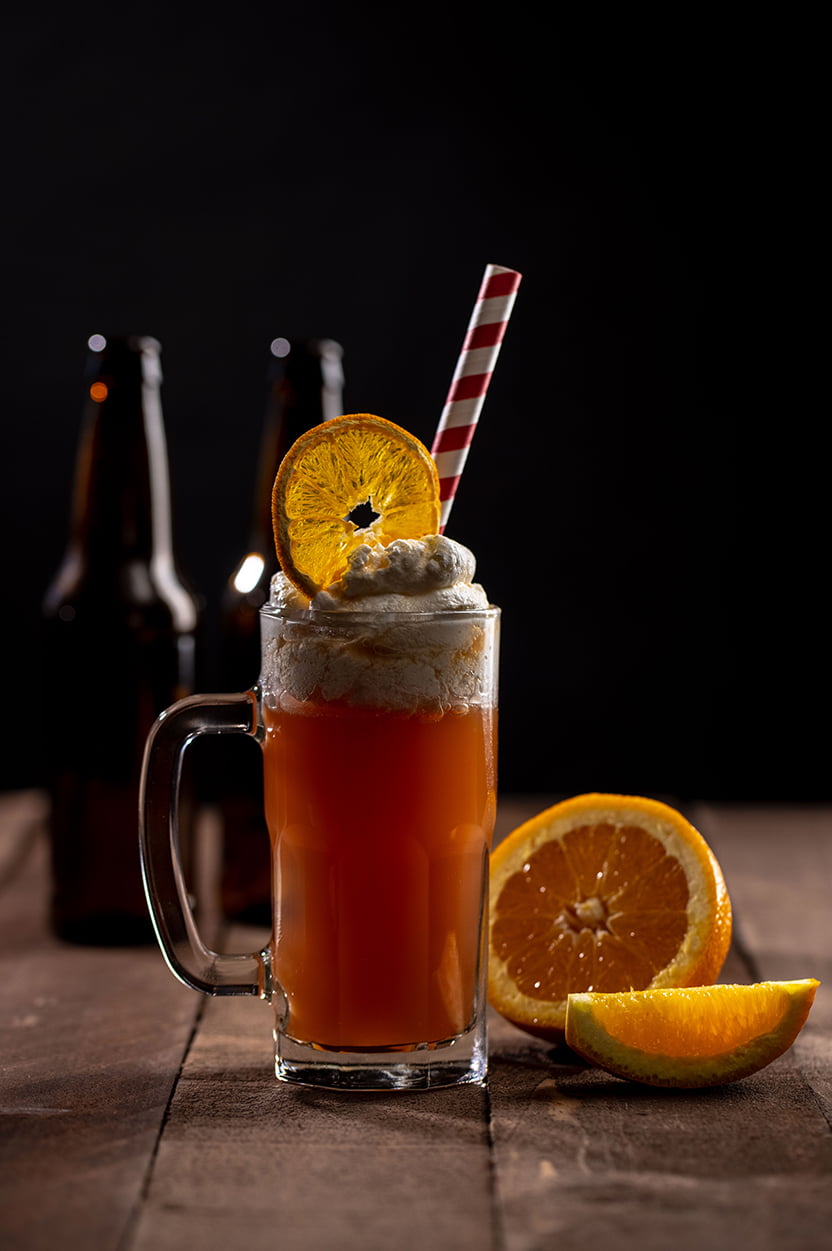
[43,335,201,944]
[218,337,343,924]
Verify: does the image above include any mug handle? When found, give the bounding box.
[139,690,272,998]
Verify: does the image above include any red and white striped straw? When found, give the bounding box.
[431,262,522,531]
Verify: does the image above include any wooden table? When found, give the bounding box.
[1,792,829,1251]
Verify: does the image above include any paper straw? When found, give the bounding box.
[431,263,522,531]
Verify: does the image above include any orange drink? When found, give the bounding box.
[258,600,500,1086]
[263,698,497,1048]
[139,565,500,1089]
[140,598,499,1089]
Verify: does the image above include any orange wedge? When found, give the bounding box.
[565,980,820,1087]
[272,413,441,598]
[488,794,732,1041]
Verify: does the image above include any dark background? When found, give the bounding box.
[0,7,825,801]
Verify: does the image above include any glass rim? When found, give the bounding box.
[259,602,501,625]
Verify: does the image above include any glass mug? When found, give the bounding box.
[140,602,500,1090]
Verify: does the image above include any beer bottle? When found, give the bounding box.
[219,337,343,924]
[43,334,201,944]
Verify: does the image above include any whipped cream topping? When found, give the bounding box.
[270,534,488,614]
[263,535,496,712]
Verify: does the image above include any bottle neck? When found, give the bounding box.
[52,337,196,631]
[249,339,344,553]
[69,340,169,561]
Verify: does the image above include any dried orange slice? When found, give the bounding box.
[272,413,441,598]
[565,979,819,1087]
[488,794,732,1041]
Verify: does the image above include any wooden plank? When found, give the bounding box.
[693,804,831,982]
[0,792,201,1251]
[489,1027,832,1251]
[130,986,495,1251]
[487,798,832,1251]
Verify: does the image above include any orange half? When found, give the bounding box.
[488,794,733,1041]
